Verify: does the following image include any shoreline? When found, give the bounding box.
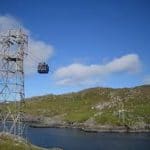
[0,132,63,150]
[28,122,150,133]
[1,120,150,133]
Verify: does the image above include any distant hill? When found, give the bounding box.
[1,85,150,131]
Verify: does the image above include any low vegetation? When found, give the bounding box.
[0,133,44,150]
[22,85,150,127]
[1,85,150,127]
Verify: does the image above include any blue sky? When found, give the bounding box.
[0,0,150,97]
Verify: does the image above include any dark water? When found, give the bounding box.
[24,127,150,150]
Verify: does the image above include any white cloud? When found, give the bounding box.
[54,54,141,86]
[0,15,53,74]
[143,75,150,85]
[0,15,29,34]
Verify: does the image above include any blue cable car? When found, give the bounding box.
[38,62,49,74]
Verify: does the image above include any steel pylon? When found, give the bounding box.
[0,29,28,136]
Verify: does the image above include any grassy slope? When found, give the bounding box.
[21,85,150,126]
[0,133,44,150]
[3,85,150,126]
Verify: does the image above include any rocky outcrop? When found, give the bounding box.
[27,115,150,133]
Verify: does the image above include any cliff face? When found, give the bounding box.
[2,85,150,131]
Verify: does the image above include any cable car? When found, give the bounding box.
[38,62,49,74]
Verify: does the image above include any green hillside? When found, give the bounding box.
[22,85,150,128]
[0,85,150,130]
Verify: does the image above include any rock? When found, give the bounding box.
[49,148,63,150]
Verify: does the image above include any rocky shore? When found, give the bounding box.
[29,122,150,133]
[25,115,150,133]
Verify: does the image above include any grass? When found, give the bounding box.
[95,111,122,125]
[1,85,150,126]
[0,133,43,150]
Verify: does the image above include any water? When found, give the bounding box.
[24,127,150,150]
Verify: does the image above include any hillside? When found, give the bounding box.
[1,85,150,132]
